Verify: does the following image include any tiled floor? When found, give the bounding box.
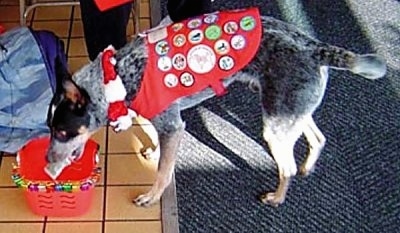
[0,1,177,232]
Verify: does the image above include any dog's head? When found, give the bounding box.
[46,59,93,163]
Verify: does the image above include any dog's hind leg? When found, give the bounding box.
[134,104,185,207]
[260,116,304,206]
[299,116,326,176]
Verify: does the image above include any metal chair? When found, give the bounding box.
[18,0,140,33]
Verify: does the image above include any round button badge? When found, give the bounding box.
[223,21,238,34]
[230,35,246,50]
[214,39,230,55]
[240,16,256,31]
[171,23,184,32]
[172,53,187,70]
[155,40,170,56]
[164,73,178,88]
[188,29,204,44]
[187,18,202,29]
[187,44,216,74]
[157,56,172,72]
[204,14,218,24]
[173,34,186,47]
[180,72,195,87]
[205,25,222,40]
[219,55,235,71]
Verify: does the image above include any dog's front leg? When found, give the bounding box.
[134,105,185,207]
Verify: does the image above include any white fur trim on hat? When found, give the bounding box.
[104,76,127,103]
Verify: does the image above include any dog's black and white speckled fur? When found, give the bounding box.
[47,12,386,207]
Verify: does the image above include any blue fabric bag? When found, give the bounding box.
[0,27,67,153]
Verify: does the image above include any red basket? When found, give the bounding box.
[12,137,101,217]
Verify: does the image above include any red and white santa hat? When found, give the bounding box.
[102,45,137,132]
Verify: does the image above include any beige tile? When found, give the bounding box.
[0,188,45,221]
[108,123,158,154]
[107,127,137,154]
[107,154,157,185]
[90,127,107,154]
[0,6,19,22]
[0,223,43,233]
[73,5,82,20]
[47,187,104,221]
[127,19,135,36]
[46,222,102,233]
[106,186,160,220]
[139,18,151,31]
[0,156,17,187]
[139,0,150,18]
[68,38,88,57]
[68,56,90,73]
[33,6,72,21]
[105,221,162,233]
[108,117,159,154]
[31,20,70,38]
[71,20,84,37]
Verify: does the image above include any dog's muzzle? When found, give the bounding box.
[46,136,88,163]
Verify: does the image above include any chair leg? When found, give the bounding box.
[19,0,26,25]
[19,0,80,26]
[133,0,140,33]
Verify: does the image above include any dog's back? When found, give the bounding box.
[241,16,386,117]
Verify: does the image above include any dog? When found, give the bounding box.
[46,7,386,207]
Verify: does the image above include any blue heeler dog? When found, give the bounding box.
[46,8,386,207]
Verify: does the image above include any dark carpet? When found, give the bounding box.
[0,1,398,232]
[159,0,400,232]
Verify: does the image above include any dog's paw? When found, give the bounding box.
[260,192,285,207]
[133,192,160,207]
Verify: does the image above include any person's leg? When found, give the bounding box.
[79,0,132,61]
[167,0,213,22]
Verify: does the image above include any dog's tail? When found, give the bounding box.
[314,45,387,79]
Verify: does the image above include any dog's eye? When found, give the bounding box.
[53,130,68,142]
[53,129,79,142]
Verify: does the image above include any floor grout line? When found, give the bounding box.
[0,220,46,223]
[101,126,110,233]
[0,219,160,224]
[42,216,47,233]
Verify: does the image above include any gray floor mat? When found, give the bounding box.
[159,1,400,232]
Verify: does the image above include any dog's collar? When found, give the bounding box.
[102,46,137,132]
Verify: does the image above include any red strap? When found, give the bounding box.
[94,0,133,11]
[211,82,227,96]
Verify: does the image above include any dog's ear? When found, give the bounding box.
[53,56,90,108]
[54,56,71,92]
[62,79,90,110]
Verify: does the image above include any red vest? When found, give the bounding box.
[130,7,262,119]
